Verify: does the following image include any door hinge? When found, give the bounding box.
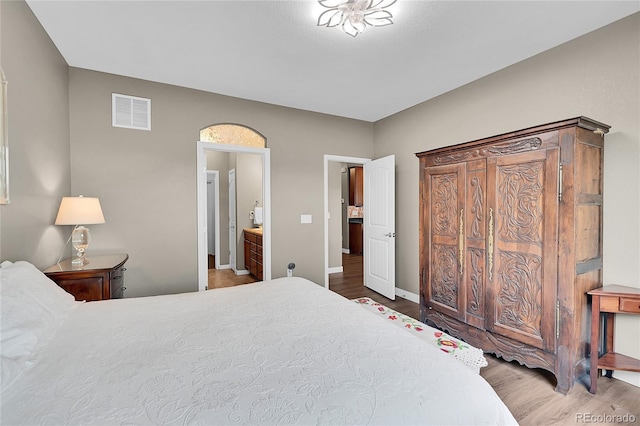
[556,300,560,339]
[558,164,563,202]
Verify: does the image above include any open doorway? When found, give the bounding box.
[324,154,397,300]
[204,154,265,290]
[197,141,271,291]
[326,161,365,295]
[324,156,369,294]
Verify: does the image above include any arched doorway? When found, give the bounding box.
[196,124,270,291]
[200,123,266,148]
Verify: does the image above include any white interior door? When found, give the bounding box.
[229,169,236,271]
[207,176,215,256]
[363,155,396,300]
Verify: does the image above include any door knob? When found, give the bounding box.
[384,232,396,237]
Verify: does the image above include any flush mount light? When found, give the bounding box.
[317,0,397,37]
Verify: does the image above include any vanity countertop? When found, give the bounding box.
[244,227,263,236]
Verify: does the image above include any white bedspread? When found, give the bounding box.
[2,277,517,425]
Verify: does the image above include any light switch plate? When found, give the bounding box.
[301,214,312,224]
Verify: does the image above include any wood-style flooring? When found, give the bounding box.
[329,253,640,426]
[207,255,257,289]
[329,253,419,319]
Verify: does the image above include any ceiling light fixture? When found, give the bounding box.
[317,0,397,37]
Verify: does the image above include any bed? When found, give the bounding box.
[1,260,517,425]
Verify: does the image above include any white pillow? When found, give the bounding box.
[0,261,79,391]
[10,261,77,311]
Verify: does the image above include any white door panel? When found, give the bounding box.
[368,238,389,280]
[364,155,396,300]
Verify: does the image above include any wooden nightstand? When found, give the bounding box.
[588,285,640,394]
[43,254,129,302]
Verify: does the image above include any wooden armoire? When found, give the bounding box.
[416,117,609,394]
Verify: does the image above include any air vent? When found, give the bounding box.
[112,93,151,130]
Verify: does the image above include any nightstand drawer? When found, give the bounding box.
[620,298,640,313]
[57,276,105,302]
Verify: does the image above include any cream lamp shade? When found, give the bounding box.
[55,196,105,225]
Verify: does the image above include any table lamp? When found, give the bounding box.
[55,195,105,265]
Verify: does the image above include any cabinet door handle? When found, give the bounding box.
[459,209,464,275]
[488,207,494,281]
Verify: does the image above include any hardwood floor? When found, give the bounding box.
[207,255,257,289]
[329,253,419,319]
[329,253,640,425]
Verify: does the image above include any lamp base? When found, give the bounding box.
[71,225,90,267]
[71,257,88,266]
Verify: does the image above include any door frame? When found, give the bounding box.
[228,168,237,272]
[206,170,221,269]
[197,141,271,291]
[323,155,371,288]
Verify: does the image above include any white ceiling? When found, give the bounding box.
[26,1,639,122]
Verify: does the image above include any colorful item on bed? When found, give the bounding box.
[353,297,488,373]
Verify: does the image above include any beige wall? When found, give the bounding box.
[0,1,70,268]
[67,68,373,296]
[374,13,640,386]
[236,152,262,269]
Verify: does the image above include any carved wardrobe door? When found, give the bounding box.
[424,163,466,321]
[463,159,487,330]
[486,148,559,352]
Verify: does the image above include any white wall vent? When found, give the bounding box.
[112,93,151,130]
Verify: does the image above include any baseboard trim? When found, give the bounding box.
[236,269,250,276]
[328,266,343,274]
[342,248,350,254]
[217,264,231,270]
[395,288,419,304]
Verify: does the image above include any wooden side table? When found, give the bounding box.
[43,254,129,302]
[588,285,640,394]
